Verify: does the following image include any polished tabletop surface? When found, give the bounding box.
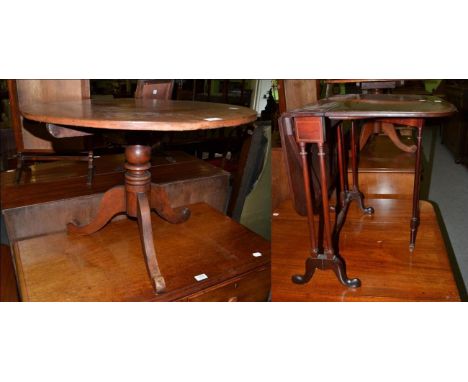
[20,98,257,131]
[287,94,457,119]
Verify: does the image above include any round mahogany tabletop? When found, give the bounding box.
[20,99,258,131]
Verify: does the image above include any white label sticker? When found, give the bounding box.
[194,273,208,281]
[252,252,262,257]
[204,117,223,121]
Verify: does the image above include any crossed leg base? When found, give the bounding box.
[292,254,361,288]
[67,183,190,294]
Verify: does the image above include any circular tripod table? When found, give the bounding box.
[21,98,257,293]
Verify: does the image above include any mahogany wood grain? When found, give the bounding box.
[9,203,270,302]
[20,99,257,132]
[272,199,461,301]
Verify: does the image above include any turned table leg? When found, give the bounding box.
[137,192,166,293]
[410,125,424,251]
[292,142,318,284]
[292,135,360,288]
[350,121,374,215]
[317,141,361,288]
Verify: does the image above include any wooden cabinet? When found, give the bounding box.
[3,201,270,302]
[186,267,270,302]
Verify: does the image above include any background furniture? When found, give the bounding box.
[7,80,95,184]
[175,80,252,106]
[20,98,257,294]
[135,80,174,100]
[324,80,425,153]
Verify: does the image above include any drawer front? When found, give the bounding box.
[294,117,324,143]
[187,267,270,302]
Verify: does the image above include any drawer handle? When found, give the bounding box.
[228,297,238,302]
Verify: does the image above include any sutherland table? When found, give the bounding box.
[20,99,257,293]
[279,94,456,288]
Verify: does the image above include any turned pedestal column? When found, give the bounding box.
[67,144,190,293]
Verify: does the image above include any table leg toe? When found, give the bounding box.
[292,257,317,284]
[150,183,191,224]
[332,256,361,288]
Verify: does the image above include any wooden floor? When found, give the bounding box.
[272,198,461,301]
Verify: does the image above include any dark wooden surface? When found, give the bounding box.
[0,244,19,301]
[9,202,270,302]
[272,199,461,301]
[288,94,456,119]
[20,99,257,131]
